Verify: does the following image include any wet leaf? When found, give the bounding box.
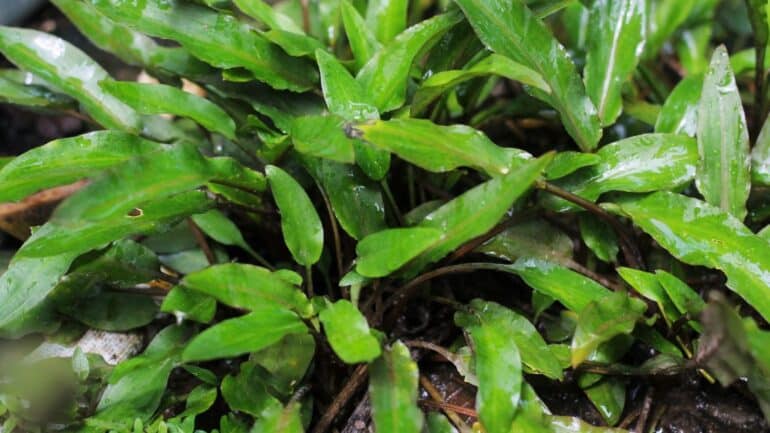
[579,214,618,263]
[288,114,356,163]
[615,191,770,322]
[356,11,463,112]
[355,227,443,277]
[0,72,75,110]
[365,0,408,44]
[340,0,381,70]
[319,299,381,363]
[644,0,696,58]
[477,219,574,266]
[655,74,703,137]
[752,111,770,186]
[369,341,424,433]
[182,308,308,362]
[182,263,311,315]
[617,267,679,326]
[584,0,646,126]
[696,45,750,220]
[544,152,601,180]
[89,0,316,91]
[355,118,531,177]
[0,26,140,131]
[0,131,165,203]
[266,165,324,266]
[233,0,305,34]
[315,49,378,120]
[102,81,236,139]
[454,0,602,150]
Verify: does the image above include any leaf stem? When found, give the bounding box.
[187,218,216,265]
[311,364,368,433]
[380,179,405,226]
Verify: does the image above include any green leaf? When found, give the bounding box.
[579,214,618,263]
[266,165,324,266]
[0,252,78,335]
[477,219,574,266]
[584,0,646,126]
[654,270,705,317]
[303,157,386,240]
[233,0,305,34]
[221,359,283,417]
[356,11,463,112]
[89,0,317,91]
[654,74,703,137]
[0,72,75,110]
[581,378,626,426]
[644,0,696,58]
[547,133,697,209]
[182,308,308,362]
[51,0,212,79]
[0,26,140,131]
[19,190,213,259]
[355,154,551,277]
[340,0,381,70]
[316,49,378,120]
[161,287,217,323]
[545,151,601,180]
[319,300,381,363]
[412,53,549,115]
[615,191,770,322]
[182,263,311,315]
[356,118,531,177]
[365,0,408,43]
[252,333,316,395]
[101,81,236,139]
[454,0,602,151]
[455,303,522,433]
[355,228,443,277]
[746,0,769,63]
[571,292,646,366]
[192,210,263,262]
[0,131,165,203]
[288,115,356,163]
[617,267,679,326]
[369,341,424,433]
[696,45,750,220]
[752,111,770,186]
[251,401,304,433]
[59,292,158,331]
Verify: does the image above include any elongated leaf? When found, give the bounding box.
[579,214,618,263]
[356,118,531,177]
[584,0,645,126]
[266,165,324,266]
[355,228,443,278]
[357,11,462,112]
[617,267,679,326]
[412,53,549,114]
[369,341,424,433]
[454,0,601,151]
[161,287,217,323]
[0,73,74,110]
[182,264,311,315]
[0,131,166,203]
[365,0,408,43]
[251,402,304,433]
[182,308,308,362]
[192,210,262,261]
[0,26,140,131]
[696,45,750,220]
[655,74,703,136]
[102,81,236,139]
[548,133,696,210]
[233,0,305,34]
[615,191,770,322]
[355,155,551,277]
[18,190,213,258]
[477,219,574,266]
[303,157,386,240]
[316,49,378,120]
[52,0,212,78]
[644,0,696,58]
[455,303,523,433]
[288,115,356,163]
[319,300,381,363]
[753,113,770,186]
[89,0,316,91]
[571,292,646,366]
[221,360,283,417]
[340,0,381,70]
[510,258,610,312]
[545,151,601,180]
[654,270,705,317]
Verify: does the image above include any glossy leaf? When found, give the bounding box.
[355,155,551,277]
[303,157,386,240]
[316,49,378,120]
[644,0,696,58]
[696,45,750,220]
[356,11,463,112]
[0,131,165,203]
[584,0,645,126]
[340,0,381,70]
[655,74,703,137]
[0,26,140,131]
[161,287,217,323]
[52,0,212,78]
[0,73,74,110]
[102,81,236,139]
[412,53,549,114]
[356,118,531,177]
[182,308,308,362]
[266,165,324,266]
[579,214,618,263]
[477,219,574,266]
[544,151,601,180]
[319,300,381,363]
[655,270,705,317]
[233,0,305,34]
[571,292,646,366]
[182,264,311,315]
[288,115,356,163]
[455,301,523,433]
[454,0,602,151]
[89,0,316,91]
[616,191,770,322]
[617,267,679,326]
[365,0,408,43]
[356,228,443,277]
[369,341,424,433]
[752,112,770,186]
[192,210,263,261]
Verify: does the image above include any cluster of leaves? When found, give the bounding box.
[2,0,770,432]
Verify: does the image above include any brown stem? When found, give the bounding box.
[536,180,645,270]
[635,387,655,433]
[187,218,216,265]
[419,376,474,431]
[311,365,368,433]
